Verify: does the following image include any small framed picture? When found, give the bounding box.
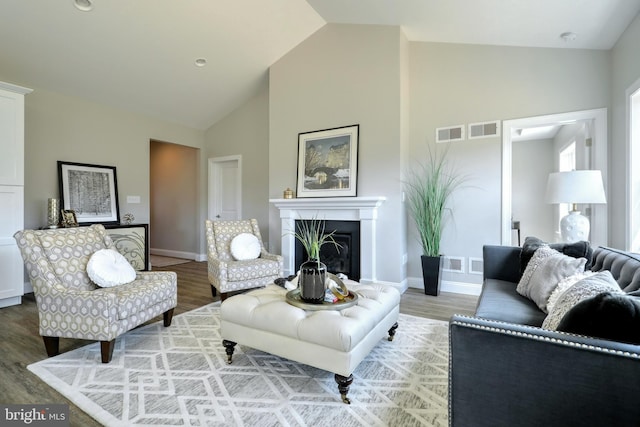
[296,124,359,198]
[61,210,79,227]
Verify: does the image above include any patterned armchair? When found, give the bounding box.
[205,219,283,301]
[13,224,177,363]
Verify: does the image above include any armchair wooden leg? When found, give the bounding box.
[163,308,175,327]
[210,285,217,298]
[42,336,60,357]
[220,292,229,302]
[100,340,115,363]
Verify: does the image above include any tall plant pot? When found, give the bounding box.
[421,255,443,296]
[299,258,327,303]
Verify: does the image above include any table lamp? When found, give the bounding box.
[545,170,606,242]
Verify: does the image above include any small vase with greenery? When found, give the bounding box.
[404,145,465,295]
[291,218,341,303]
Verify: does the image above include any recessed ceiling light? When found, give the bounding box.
[560,32,577,42]
[194,58,207,67]
[73,0,93,12]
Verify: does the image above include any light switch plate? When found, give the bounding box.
[127,195,141,204]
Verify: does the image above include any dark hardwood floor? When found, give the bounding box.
[0,261,477,426]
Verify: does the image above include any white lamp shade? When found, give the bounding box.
[545,170,607,205]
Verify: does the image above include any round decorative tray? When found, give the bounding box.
[285,289,358,311]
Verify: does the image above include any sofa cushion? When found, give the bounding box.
[226,258,282,281]
[476,279,547,326]
[520,236,592,274]
[542,271,622,330]
[517,246,587,313]
[556,291,640,344]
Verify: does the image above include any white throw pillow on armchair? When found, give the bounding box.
[230,233,261,261]
[87,248,137,287]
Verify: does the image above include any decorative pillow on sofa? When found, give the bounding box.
[87,248,137,288]
[517,245,587,313]
[542,270,623,330]
[556,291,640,344]
[546,271,596,314]
[520,236,592,274]
[230,233,261,261]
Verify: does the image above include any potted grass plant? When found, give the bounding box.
[405,145,465,296]
[292,218,341,303]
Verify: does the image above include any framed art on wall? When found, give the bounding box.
[296,124,359,198]
[58,161,120,225]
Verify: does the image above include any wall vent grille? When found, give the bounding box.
[436,125,465,143]
[469,257,483,275]
[442,256,465,273]
[468,120,500,139]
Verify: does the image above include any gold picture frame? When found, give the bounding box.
[61,209,79,227]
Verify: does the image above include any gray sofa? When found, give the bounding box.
[449,245,640,427]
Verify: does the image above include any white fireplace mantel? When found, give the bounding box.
[270,196,386,282]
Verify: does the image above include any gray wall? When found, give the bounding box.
[512,138,554,244]
[204,78,271,241]
[269,24,408,285]
[19,87,205,239]
[407,42,610,288]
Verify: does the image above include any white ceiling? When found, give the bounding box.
[1,0,638,130]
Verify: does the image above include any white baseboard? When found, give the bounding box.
[407,276,481,296]
[150,248,198,261]
[0,296,22,308]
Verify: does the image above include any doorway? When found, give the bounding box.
[150,140,199,259]
[208,155,242,221]
[502,108,608,246]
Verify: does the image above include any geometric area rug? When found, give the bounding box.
[28,303,450,426]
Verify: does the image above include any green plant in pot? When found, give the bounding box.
[405,145,465,296]
[292,218,341,303]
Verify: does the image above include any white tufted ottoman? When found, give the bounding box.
[220,282,401,403]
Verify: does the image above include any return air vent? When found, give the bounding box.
[436,125,465,143]
[468,257,483,275]
[468,120,500,139]
[442,256,465,273]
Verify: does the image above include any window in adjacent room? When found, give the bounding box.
[558,141,576,224]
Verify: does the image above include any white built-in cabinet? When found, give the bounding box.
[0,81,32,308]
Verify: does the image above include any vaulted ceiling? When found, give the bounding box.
[1,0,638,130]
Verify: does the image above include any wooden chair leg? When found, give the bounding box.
[223,340,236,364]
[210,285,217,298]
[163,308,174,327]
[100,340,115,363]
[220,292,229,302]
[42,336,60,357]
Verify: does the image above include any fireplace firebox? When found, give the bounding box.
[294,220,361,281]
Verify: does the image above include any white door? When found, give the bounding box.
[208,155,242,221]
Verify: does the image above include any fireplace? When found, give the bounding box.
[294,220,361,281]
[270,196,385,283]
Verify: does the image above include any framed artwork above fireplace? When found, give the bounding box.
[296,124,359,198]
